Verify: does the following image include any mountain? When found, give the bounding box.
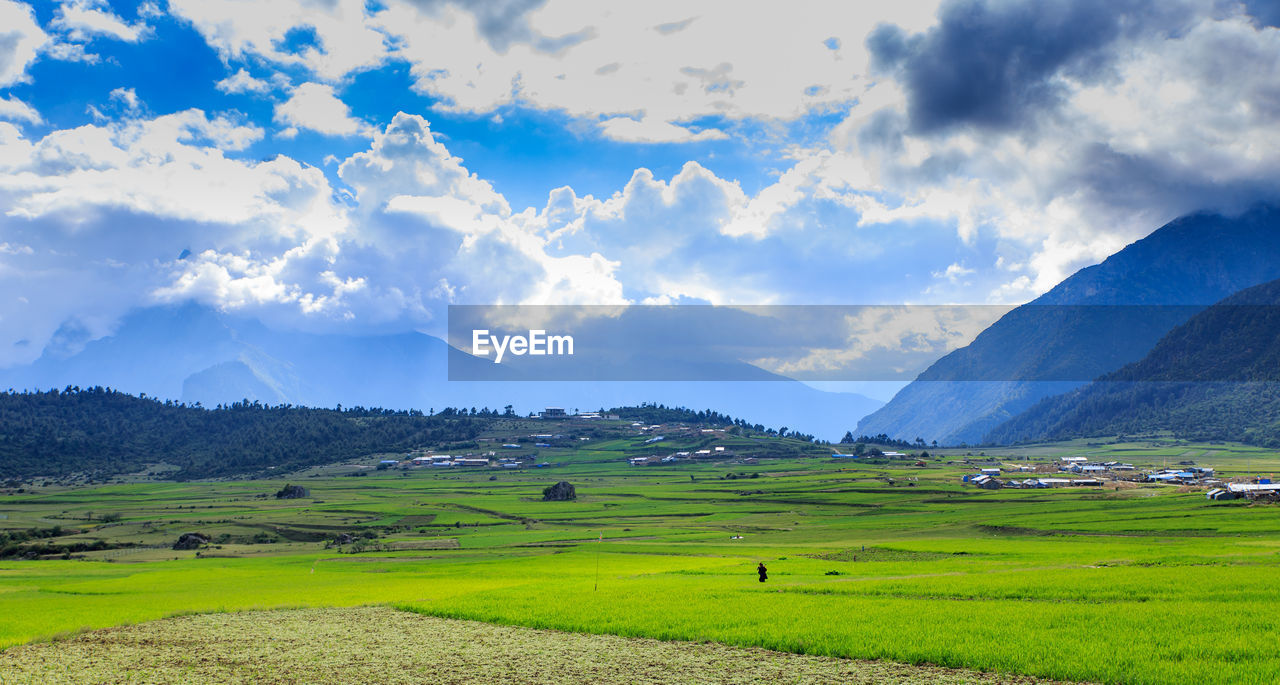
[855,205,1280,445]
[0,304,882,441]
[986,278,1280,446]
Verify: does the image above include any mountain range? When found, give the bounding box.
[856,205,1280,445]
[986,277,1280,446]
[0,304,883,441]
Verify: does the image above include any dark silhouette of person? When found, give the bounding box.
[757,562,768,582]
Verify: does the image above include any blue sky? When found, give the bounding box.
[0,0,1278,382]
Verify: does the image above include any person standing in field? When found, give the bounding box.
[757,562,768,582]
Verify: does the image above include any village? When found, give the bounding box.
[953,455,1279,501]
[367,407,796,473]
[366,407,1280,503]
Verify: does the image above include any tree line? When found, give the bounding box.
[0,387,485,481]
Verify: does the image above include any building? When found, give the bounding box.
[972,474,1002,489]
[540,407,567,418]
[1037,478,1072,488]
[1227,483,1280,499]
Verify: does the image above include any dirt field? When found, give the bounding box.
[0,606,1073,684]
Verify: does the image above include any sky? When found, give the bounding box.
[1,0,1279,378]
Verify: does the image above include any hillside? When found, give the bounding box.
[855,205,1280,445]
[0,388,485,481]
[0,389,826,482]
[986,278,1280,446]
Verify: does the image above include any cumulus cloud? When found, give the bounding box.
[52,0,155,43]
[168,0,392,81]
[169,0,942,139]
[0,96,40,124]
[0,0,49,86]
[8,0,1280,370]
[376,0,913,126]
[598,116,727,143]
[0,108,347,364]
[273,82,373,137]
[831,0,1280,299]
[216,68,276,94]
[0,106,930,366]
[0,109,339,234]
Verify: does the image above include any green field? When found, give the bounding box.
[2,424,1279,684]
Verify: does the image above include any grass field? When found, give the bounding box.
[2,426,1279,684]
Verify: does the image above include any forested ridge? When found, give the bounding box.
[987,278,1280,446]
[0,387,485,481]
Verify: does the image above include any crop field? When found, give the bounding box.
[2,424,1280,684]
[0,605,1066,684]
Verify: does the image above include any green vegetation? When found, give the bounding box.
[0,389,820,483]
[990,279,1280,446]
[2,419,1279,684]
[0,387,490,481]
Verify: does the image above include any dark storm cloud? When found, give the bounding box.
[1069,142,1280,218]
[867,0,1197,134]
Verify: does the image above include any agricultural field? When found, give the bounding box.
[2,422,1279,684]
[0,606,1064,684]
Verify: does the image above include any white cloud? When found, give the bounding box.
[0,96,41,125]
[52,0,153,43]
[933,262,975,283]
[0,0,49,86]
[273,83,373,137]
[215,69,275,94]
[751,305,1010,378]
[598,116,726,143]
[0,105,979,369]
[168,0,391,82]
[43,41,99,64]
[109,87,141,113]
[0,109,338,235]
[825,5,1280,302]
[167,0,943,140]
